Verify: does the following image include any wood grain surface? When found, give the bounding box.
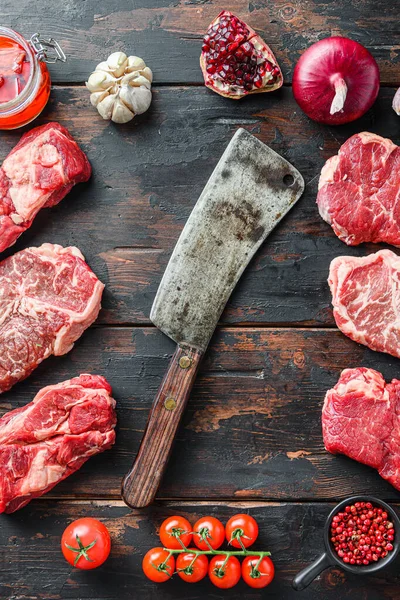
[3,0,400,85]
[1,0,400,598]
[2,87,399,328]
[2,500,399,600]
[3,326,400,503]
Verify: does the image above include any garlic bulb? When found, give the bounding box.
[393,87,400,116]
[86,52,153,124]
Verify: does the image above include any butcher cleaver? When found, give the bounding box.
[122,128,304,508]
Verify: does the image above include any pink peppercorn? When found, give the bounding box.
[330,502,395,567]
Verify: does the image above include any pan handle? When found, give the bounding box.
[121,344,203,509]
[292,552,332,591]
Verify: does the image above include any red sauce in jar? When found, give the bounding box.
[0,28,51,130]
[0,36,31,101]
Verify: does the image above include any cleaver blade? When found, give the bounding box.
[122,128,304,509]
[151,128,304,351]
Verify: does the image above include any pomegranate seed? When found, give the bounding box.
[227,42,239,53]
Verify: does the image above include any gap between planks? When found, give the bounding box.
[25,497,400,506]
[93,323,340,330]
[50,82,400,89]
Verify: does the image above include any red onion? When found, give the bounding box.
[293,37,380,125]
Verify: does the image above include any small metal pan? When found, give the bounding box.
[293,495,400,591]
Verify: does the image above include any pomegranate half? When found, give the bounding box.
[200,11,283,100]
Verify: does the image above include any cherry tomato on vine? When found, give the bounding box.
[225,514,258,549]
[208,555,241,589]
[176,550,208,583]
[242,555,275,588]
[193,516,225,550]
[159,516,192,549]
[61,518,111,570]
[142,547,175,583]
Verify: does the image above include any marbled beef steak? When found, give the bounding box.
[0,374,116,513]
[0,243,104,393]
[317,132,400,246]
[329,250,400,359]
[322,367,400,491]
[0,122,91,252]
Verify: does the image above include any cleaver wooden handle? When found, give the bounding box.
[122,344,203,508]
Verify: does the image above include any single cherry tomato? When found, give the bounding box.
[193,516,225,550]
[61,518,111,570]
[142,547,175,583]
[176,550,208,583]
[242,555,275,589]
[225,514,259,549]
[208,555,241,589]
[159,516,192,549]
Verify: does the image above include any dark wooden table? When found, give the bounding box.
[1,1,400,598]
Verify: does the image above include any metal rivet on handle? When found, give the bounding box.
[164,397,176,411]
[179,356,192,369]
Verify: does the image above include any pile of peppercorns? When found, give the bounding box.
[330,501,395,566]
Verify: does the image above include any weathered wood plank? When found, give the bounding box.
[3,0,400,85]
[3,326,400,502]
[0,499,398,599]
[2,86,399,327]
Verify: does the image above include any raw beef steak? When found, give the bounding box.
[0,243,104,393]
[0,122,91,252]
[329,250,400,359]
[322,367,400,491]
[317,132,400,246]
[0,374,116,513]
